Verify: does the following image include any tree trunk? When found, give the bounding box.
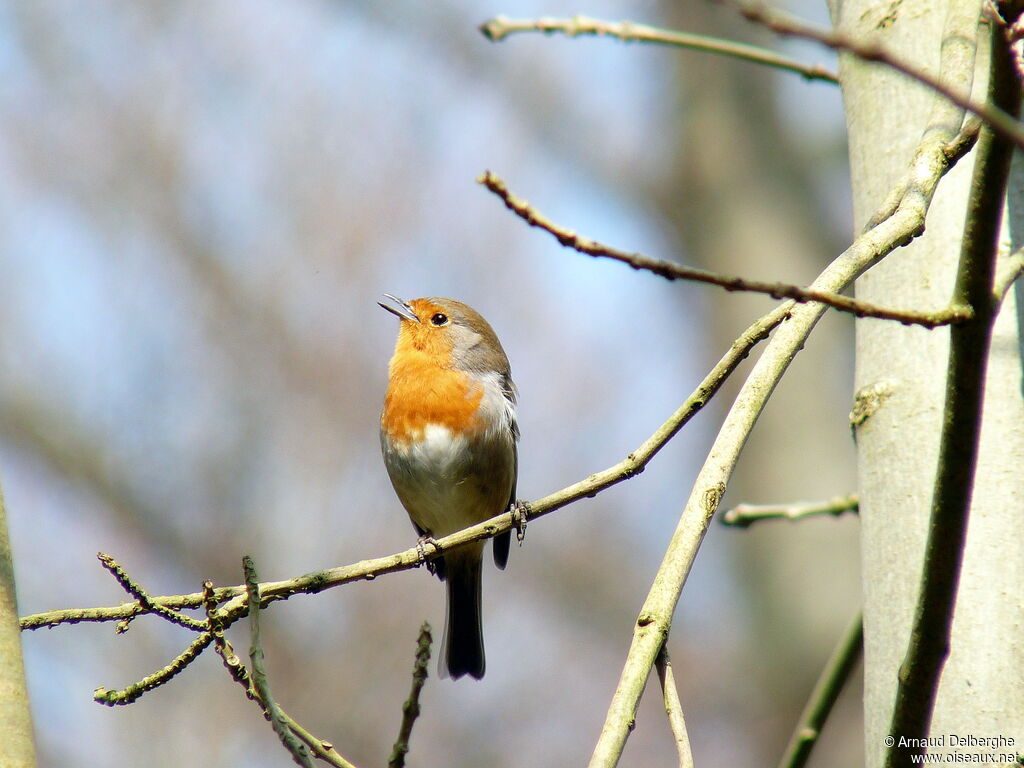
[831,0,1024,764]
[0,480,37,767]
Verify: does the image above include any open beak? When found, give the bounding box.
[378,294,420,323]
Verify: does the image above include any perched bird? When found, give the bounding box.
[379,295,518,680]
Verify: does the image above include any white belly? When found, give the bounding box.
[381,422,515,538]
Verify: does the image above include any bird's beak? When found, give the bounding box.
[378,294,420,323]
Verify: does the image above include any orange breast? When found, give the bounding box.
[382,352,483,445]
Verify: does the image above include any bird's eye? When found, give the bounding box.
[430,313,449,326]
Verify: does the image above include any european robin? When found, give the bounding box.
[379,295,519,680]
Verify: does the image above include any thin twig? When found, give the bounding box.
[203,579,236,662]
[728,0,1024,153]
[97,553,208,632]
[273,713,356,768]
[22,305,788,633]
[93,632,214,706]
[865,116,981,232]
[245,556,314,768]
[388,623,433,768]
[20,584,239,630]
[479,14,839,84]
[655,647,694,768]
[587,60,982,768]
[720,494,859,527]
[992,246,1024,305]
[777,611,864,768]
[205,581,358,768]
[478,171,973,328]
[884,17,1021,768]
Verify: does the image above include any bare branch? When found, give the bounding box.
[205,581,358,768]
[992,246,1024,305]
[93,632,215,706]
[271,713,358,768]
[655,647,694,768]
[479,14,839,84]
[22,304,788,633]
[244,557,314,768]
[720,494,859,527]
[97,553,207,632]
[389,623,432,768]
[588,44,981,763]
[777,612,864,768]
[478,171,973,328]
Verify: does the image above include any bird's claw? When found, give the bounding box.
[416,535,441,574]
[511,500,530,545]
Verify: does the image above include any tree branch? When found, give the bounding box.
[587,62,981,766]
[244,556,314,768]
[777,611,864,768]
[92,571,363,767]
[992,246,1024,305]
[93,632,215,706]
[885,16,1022,768]
[388,623,432,768]
[24,293,791,765]
[655,647,694,768]
[97,553,207,632]
[21,304,788,633]
[720,494,859,527]
[478,14,839,84]
[204,581,358,768]
[478,170,973,328]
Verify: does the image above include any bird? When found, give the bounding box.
[378,294,518,680]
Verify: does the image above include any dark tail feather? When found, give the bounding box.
[492,529,511,570]
[442,551,485,680]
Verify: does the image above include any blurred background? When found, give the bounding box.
[2,1,862,766]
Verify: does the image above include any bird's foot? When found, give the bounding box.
[511,500,531,545]
[416,535,441,574]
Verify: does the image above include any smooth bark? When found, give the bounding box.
[831,0,1024,763]
[0,480,37,767]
